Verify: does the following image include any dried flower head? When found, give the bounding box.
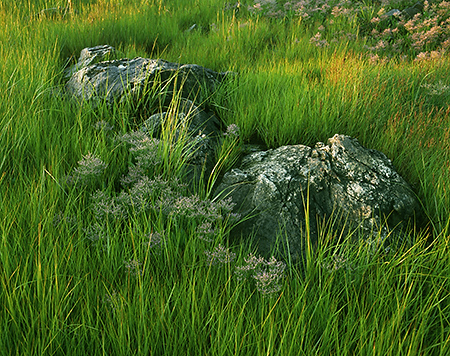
[90,189,126,221]
[235,254,286,296]
[321,253,352,272]
[197,221,216,242]
[117,131,162,186]
[83,222,110,242]
[223,124,241,138]
[143,230,165,254]
[103,289,120,312]
[310,32,329,47]
[204,244,237,266]
[124,258,143,277]
[94,120,114,132]
[421,80,450,95]
[73,152,107,186]
[53,212,77,231]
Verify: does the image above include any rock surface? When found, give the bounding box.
[214,134,424,262]
[65,45,234,108]
[381,1,423,21]
[64,45,116,78]
[65,45,230,186]
[139,98,221,187]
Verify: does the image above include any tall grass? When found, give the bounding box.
[1,0,450,354]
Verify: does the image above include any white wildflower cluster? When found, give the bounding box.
[235,254,286,296]
[309,32,329,47]
[144,230,165,253]
[421,80,450,95]
[249,0,357,21]
[364,0,450,60]
[103,289,121,313]
[71,152,107,186]
[94,120,114,132]
[321,253,352,273]
[223,123,240,138]
[77,124,241,251]
[116,131,163,186]
[84,222,111,242]
[124,258,143,277]
[196,221,216,242]
[90,189,125,221]
[204,244,237,266]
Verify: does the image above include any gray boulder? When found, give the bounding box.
[401,1,423,19]
[65,46,233,189]
[379,2,423,29]
[65,46,234,108]
[64,45,116,78]
[139,98,222,187]
[140,98,220,139]
[214,134,423,262]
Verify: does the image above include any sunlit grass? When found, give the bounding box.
[1,0,449,354]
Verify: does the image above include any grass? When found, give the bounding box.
[1,0,450,354]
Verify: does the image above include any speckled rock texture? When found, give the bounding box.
[65,46,231,186]
[65,45,234,107]
[214,134,424,262]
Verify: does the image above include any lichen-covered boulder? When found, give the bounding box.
[64,45,116,78]
[65,46,234,108]
[64,46,234,189]
[215,134,424,262]
[139,98,221,188]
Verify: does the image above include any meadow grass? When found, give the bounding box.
[1,0,450,354]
